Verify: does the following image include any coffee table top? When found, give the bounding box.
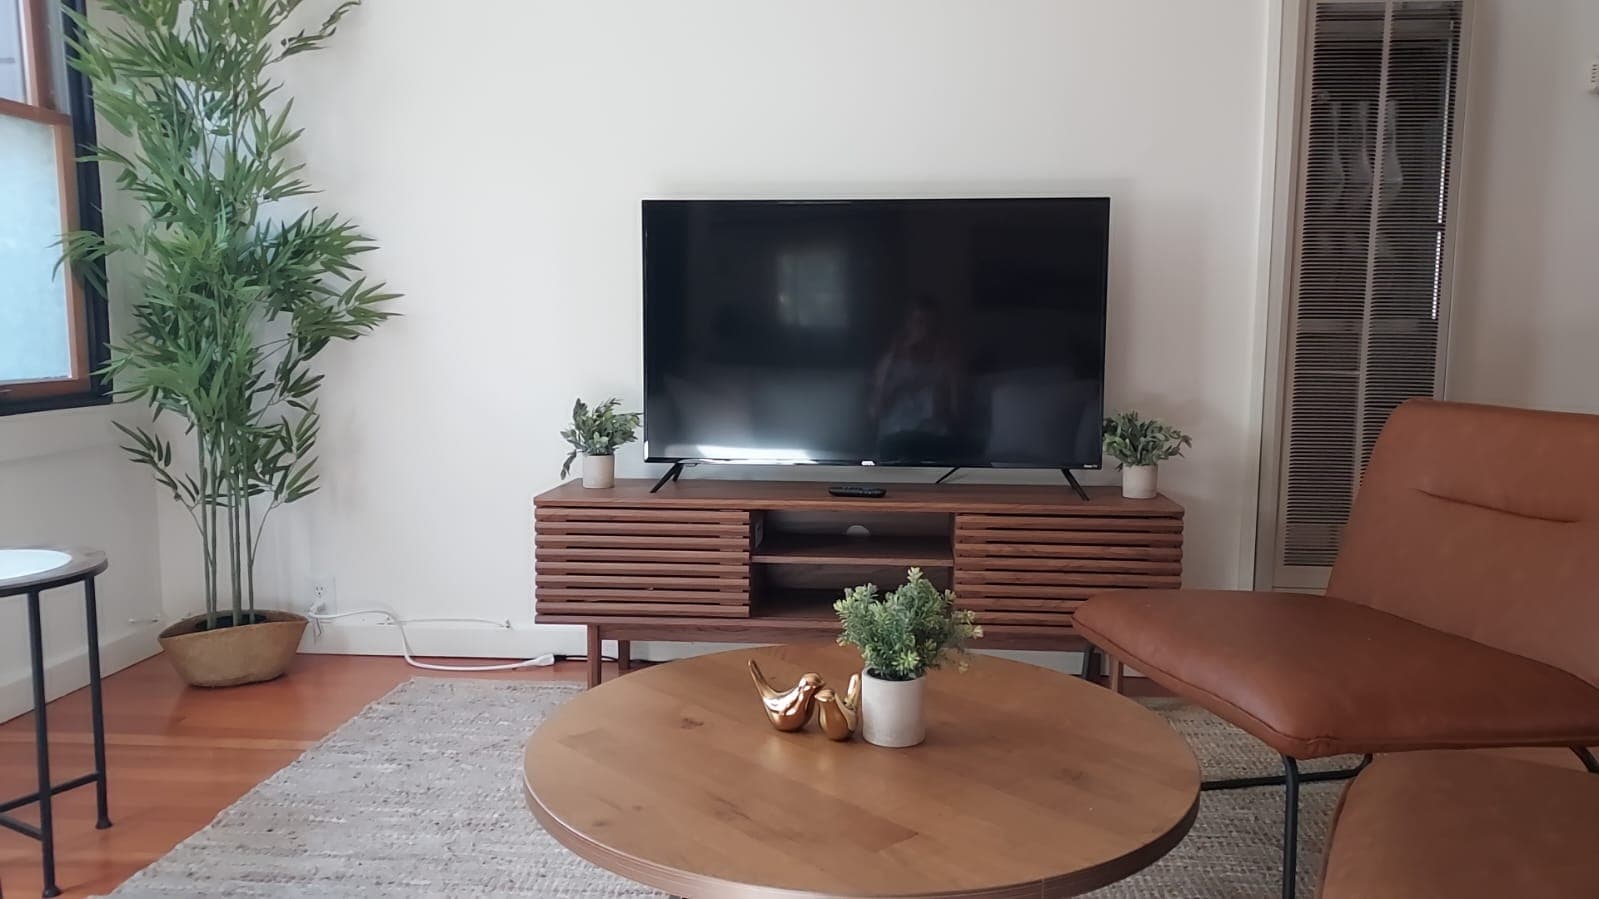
[524,644,1199,898]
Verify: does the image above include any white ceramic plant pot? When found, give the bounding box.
[582,454,615,489]
[860,670,927,748]
[1122,464,1157,500]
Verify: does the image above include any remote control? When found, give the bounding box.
[829,485,887,498]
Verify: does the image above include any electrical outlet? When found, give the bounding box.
[309,577,335,614]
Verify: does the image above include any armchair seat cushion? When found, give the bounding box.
[1320,752,1599,899]
[1074,590,1599,758]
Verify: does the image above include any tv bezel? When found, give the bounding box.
[641,196,1110,471]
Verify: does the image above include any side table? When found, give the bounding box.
[0,547,112,898]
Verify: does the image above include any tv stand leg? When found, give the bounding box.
[1060,469,1091,502]
[934,467,960,485]
[1079,644,1101,681]
[649,462,686,494]
[586,626,603,688]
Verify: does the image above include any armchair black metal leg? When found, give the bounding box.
[1575,747,1599,773]
[1200,754,1370,899]
[1281,757,1300,899]
[26,591,60,898]
[84,577,111,829]
[1201,754,1371,791]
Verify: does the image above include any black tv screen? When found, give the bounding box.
[642,198,1109,469]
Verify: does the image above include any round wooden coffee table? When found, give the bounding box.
[524,644,1199,898]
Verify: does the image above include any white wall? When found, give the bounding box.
[1448,0,1599,413]
[147,1,1276,660]
[0,408,164,720]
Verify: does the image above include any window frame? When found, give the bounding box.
[0,0,109,417]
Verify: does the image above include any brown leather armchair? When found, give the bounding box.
[1319,751,1599,898]
[1074,399,1599,899]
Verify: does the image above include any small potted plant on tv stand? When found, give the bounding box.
[560,398,641,488]
[834,568,982,748]
[1102,411,1192,500]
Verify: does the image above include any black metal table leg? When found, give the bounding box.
[0,549,110,898]
[26,590,61,898]
[84,577,111,829]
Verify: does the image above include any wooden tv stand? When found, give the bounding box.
[533,479,1183,687]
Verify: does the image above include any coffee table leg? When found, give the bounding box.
[616,640,631,673]
[85,577,112,829]
[1108,657,1124,694]
[27,590,61,897]
[586,626,602,688]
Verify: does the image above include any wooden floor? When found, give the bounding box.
[0,654,609,899]
[0,652,1156,898]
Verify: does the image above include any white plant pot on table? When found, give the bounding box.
[860,670,926,748]
[1121,464,1157,500]
[582,454,615,489]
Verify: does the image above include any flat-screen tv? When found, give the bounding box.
[642,198,1109,470]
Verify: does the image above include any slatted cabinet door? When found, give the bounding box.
[534,507,752,618]
[953,512,1184,627]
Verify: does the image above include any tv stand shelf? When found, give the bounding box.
[751,533,954,567]
[533,479,1184,686]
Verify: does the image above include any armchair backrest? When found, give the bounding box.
[1328,400,1599,687]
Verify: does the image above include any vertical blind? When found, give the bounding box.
[1279,0,1466,569]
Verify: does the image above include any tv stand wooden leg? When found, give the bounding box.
[616,640,631,673]
[1108,656,1124,694]
[586,626,602,688]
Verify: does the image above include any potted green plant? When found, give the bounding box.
[560,398,641,488]
[63,0,396,687]
[1102,411,1192,499]
[834,568,982,747]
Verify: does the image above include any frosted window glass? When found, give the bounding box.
[0,114,72,383]
[0,0,24,102]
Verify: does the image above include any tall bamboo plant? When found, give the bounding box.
[62,0,397,630]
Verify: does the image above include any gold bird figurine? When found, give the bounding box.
[749,660,824,731]
[815,673,861,741]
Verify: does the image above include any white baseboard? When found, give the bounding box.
[634,645,1144,677]
[297,620,1143,679]
[631,642,1086,672]
[299,619,590,659]
[0,627,162,722]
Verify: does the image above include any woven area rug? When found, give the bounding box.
[109,677,1356,898]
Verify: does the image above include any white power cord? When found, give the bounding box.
[306,605,558,672]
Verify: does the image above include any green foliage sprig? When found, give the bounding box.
[1102,411,1192,468]
[560,398,642,478]
[62,0,397,629]
[834,568,982,681]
